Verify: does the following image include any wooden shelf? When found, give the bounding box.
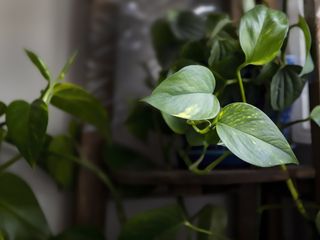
[113,166,315,186]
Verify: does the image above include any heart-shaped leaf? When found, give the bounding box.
[6,99,48,166]
[25,49,51,81]
[143,65,220,120]
[0,173,51,240]
[162,112,188,134]
[270,65,305,111]
[51,83,109,137]
[239,5,289,65]
[216,103,298,167]
[297,15,314,76]
[44,135,76,188]
[310,105,320,127]
[119,204,184,240]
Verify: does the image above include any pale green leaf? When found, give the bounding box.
[25,49,51,81]
[162,112,188,134]
[310,105,320,127]
[143,65,220,121]
[57,51,78,81]
[239,5,289,65]
[216,103,298,167]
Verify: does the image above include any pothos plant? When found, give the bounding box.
[140,3,320,237]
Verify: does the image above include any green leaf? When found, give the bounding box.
[0,173,51,240]
[162,112,188,134]
[255,61,279,85]
[310,105,320,127]
[185,128,219,147]
[45,135,75,188]
[168,11,205,41]
[216,103,298,167]
[6,99,48,166]
[57,51,78,81]
[0,101,6,116]
[297,15,314,76]
[51,83,109,136]
[143,65,220,121]
[239,5,289,65]
[24,49,51,81]
[270,65,305,111]
[119,204,184,240]
[196,205,228,240]
[206,13,233,39]
[51,226,104,240]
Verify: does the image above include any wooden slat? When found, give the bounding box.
[113,166,315,186]
[305,0,320,203]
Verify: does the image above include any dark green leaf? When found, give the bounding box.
[51,226,104,240]
[119,204,184,240]
[168,11,205,41]
[270,65,305,111]
[57,51,78,81]
[0,173,51,240]
[216,103,298,167]
[239,5,289,65]
[162,112,187,134]
[310,105,320,127]
[297,15,314,75]
[316,210,320,235]
[196,205,228,240]
[0,102,6,116]
[24,49,51,81]
[151,19,181,68]
[185,128,219,147]
[45,135,75,188]
[208,37,239,67]
[255,61,279,85]
[51,83,109,137]
[180,40,209,64]
[206,13,233,39]
[143,65,220,120]
[6,99,48,166]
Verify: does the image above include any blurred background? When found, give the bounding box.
[0,0,314,239]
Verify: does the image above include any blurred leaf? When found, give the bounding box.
[0,102,6,116]
[196,204,228,240]
[44,135,76,188]
[316,211,320,235]
[270,65,305,111]
[216,103,298,167]
[68,119,82,141]
[310,105,320,127]
[52,226,104,240]
[185,128,219,147]
[239,5,288,65]
[24,49,51,81]
[180,40,209,64]
[6,99,48,166]
[143,65,220,121]
[206,13,233,39]
[208,37,238,67]
[51,83,109,137]
[0,173,51,240]
[151,19,181,68]
[297,15,314,76]
[162,112,188,134]
[105,144,154,171]
[255,61,279,85]
[57,51,78,81]
[168,11,205,41]
[119,204,184,240]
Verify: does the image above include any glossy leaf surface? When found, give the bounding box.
[310,105,320,127]
[270,65,305,111]
[0,173,51,240]
[216,103,298,167]
[25,49,51,81]
[119,204,184,240]
[143,65,220,120]
[6,100,48,166]
[239,5,288,65]
[51,83,109,136]
[45,135,75,188]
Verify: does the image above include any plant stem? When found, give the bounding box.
[184,221,212,235]
[236,66,247,103]
[50,152,127,225]
[0,154,21,172]
[280,165,309,219]
[282,117,310,129]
